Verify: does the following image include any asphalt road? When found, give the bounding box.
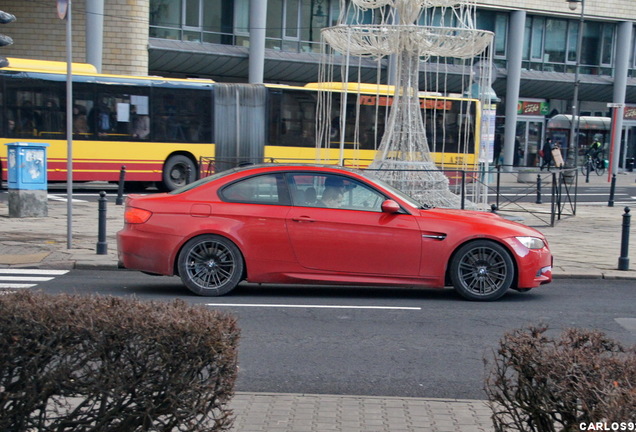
[21,269,636,401]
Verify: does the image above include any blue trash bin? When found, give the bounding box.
[5,142,50,217]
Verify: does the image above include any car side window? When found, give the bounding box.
[220,174,289,205]
[289,173,386,212]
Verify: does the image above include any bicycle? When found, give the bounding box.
[581,153,606,177]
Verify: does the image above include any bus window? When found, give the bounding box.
[85,88,151,141]
[424,100,475,154]
[5,77,65,139]
[274,90,318,148]
[72,90,93,139]
[352,95,386,150]
[152,89,211,143]
[40,98,64,138]
[0,87,4,136]
[88,95,116,137]
[87,89,152,140]
[131,95,150,139]
[331,92,385,151]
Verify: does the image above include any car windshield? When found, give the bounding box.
[361,171,429,209]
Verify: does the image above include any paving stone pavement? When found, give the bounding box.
[228,393,493,432]
[1,171,635,432]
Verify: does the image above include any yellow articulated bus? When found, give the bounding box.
[1,58,480,190]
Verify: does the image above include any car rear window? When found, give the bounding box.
[220,173,290,205]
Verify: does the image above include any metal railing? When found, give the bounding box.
[488,166,578,227]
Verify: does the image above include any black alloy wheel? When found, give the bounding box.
[177,235,244,296]
[449,240,515,301]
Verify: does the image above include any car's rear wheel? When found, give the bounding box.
[449,240,514,301]
[177,235,244,296]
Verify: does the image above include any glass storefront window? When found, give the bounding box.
[522,19,532,61]
[494,14,507,57]
[545,19,567,64]
[567,20,578,63]
[284,0,300,39]
[476,10,508,58]
[582,21,600,67]
[601,25,614,66]
[266,0,284,40]
[531,17,545,61]
[150,0,181,28]
[150,0,182,40]
[520,14,612,75]
[151,0,233,44]
[184,0,199,27]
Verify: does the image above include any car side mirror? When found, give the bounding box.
[381,199,401,214]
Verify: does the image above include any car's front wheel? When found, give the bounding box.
[177,235,244,296]
[449,240,514,301]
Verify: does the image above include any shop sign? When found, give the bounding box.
[623,105,636,120]
[517,101,549,116]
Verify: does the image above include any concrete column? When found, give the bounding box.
[610,21,632,174]
[85,0,104,72]
[503,10,525,170]
[249,0,267,84]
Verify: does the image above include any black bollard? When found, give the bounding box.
[608,173,616,207]
[116,165,126,205]
[96,191,108,255]
[186,164,192,185]
[535,174,542,204]
[618,207,631,271]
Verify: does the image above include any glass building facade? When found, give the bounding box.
[148,0,636,78]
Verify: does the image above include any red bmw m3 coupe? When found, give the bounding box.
[117,164,552,301]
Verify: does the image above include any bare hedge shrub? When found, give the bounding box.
[485,325,636,432]
[0,291,240,432]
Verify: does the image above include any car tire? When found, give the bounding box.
[177,235,244,296]
[161,155,196,191]
[449,240,514,301]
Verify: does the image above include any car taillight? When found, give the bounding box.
[124,207,152,224]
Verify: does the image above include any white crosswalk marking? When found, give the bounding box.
[0,269,69,290]
[47,194,87,203]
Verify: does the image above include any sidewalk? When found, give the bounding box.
[228,393,493,432]
[1,173,635,432]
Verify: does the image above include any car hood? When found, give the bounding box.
[417,207,547,239]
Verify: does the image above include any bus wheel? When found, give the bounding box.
[161,155,196,191]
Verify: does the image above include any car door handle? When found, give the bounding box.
[292,216,315,223]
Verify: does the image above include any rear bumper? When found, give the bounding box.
[116,227,182,276]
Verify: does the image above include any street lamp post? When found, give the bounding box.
[566,0,585,169]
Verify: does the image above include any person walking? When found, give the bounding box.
[540,138,553,171]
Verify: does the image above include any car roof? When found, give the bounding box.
[170,163,368,194]
[230,163,364,176]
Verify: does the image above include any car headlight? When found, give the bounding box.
[516,236,545,250]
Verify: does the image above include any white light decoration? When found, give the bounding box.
[317,0,494,208]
